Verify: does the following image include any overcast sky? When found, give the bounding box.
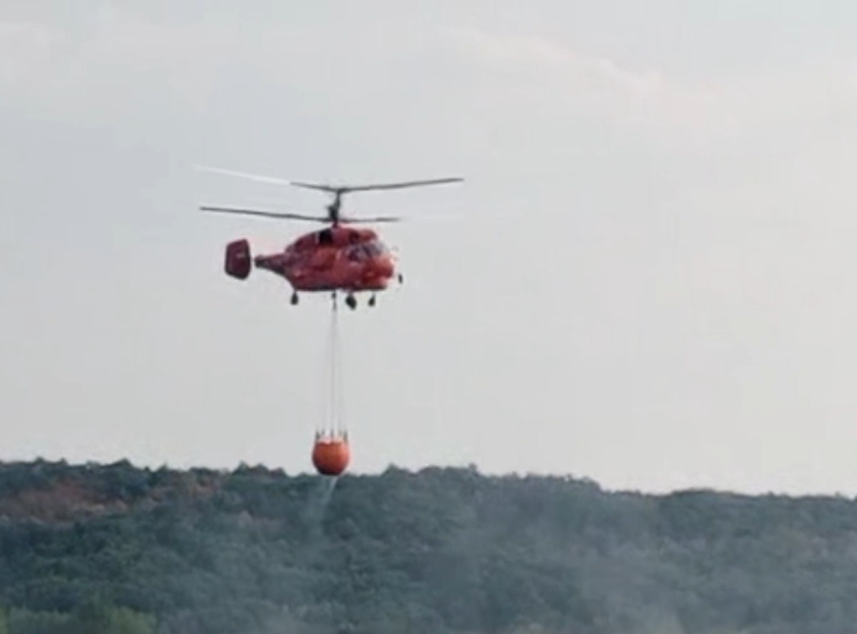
[3,1,857,495]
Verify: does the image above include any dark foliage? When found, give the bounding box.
[0,459,855,633]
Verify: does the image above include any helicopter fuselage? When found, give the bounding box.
[226,225,397,293]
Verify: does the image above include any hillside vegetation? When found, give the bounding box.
[0,459,854,634]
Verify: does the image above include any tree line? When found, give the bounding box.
[0,459,854,633]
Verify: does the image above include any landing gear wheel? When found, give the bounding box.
[368,295,376,307]
[290,291,299,305]
[345,294,357,310]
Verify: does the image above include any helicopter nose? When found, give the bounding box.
[376,257,395,278]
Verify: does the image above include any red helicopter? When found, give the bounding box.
[198,166,463,309]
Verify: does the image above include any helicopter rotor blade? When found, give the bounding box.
[194,165,463,196]
[339,216,402,223]
[193,165,297,187]
[200,205,328,222]
[290,182,341,194]
[334,178,464,194]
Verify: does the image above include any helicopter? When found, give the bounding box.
[198,166,463,309]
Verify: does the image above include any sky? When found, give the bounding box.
[3,1,857,495]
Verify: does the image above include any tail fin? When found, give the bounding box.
[224,239,252,280]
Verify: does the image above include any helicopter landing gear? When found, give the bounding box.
[290,291,299,305]
[345,293,357,310]
[368,294,376,307]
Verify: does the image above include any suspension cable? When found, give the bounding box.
[318,292,345,440]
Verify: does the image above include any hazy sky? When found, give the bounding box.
[4,1,857,495]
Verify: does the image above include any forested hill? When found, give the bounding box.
[0,461,855,634]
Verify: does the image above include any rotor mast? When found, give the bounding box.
[328,191,343,226]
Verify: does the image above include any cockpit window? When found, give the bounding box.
[346,240,387,261]
[363,240,387,256]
